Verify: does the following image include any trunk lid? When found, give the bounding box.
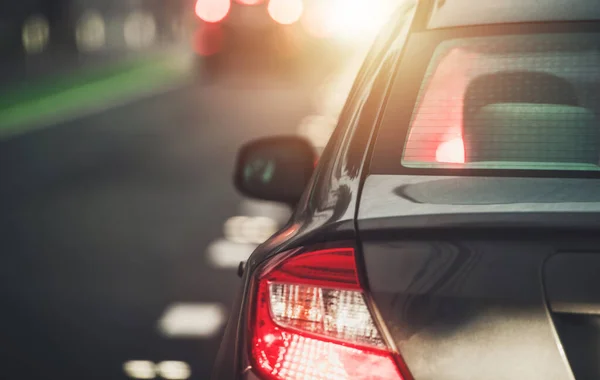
[357,174,600,379]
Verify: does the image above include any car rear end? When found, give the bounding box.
[216,0,600,379]
[360,0,600,378]
[192,0,308,77]
[192,0,399,78]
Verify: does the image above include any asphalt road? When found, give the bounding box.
[0,67,322,380]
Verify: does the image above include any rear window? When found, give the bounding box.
[401,33,600,172]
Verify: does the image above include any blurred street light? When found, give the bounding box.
[124,10,157,49]
[22,15,50,54]
[75,10,106,52]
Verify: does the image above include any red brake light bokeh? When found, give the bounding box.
[192,23,224,56]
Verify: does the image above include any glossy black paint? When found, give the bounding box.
[357,229,583,380]
[213,1,599,379]
[210,2,417,375]
[546,254,600,379]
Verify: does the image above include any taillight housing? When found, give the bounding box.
[248,247,408,380]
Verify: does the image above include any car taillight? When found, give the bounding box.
[249,247,408,380]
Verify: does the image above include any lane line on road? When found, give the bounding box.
[207,239,259,269]
[0,54,193,140]
[157,302,227,338]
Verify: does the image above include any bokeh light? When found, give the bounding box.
[268,0,304,25]
[156,361,191,380]
[436,136,466,163]
[193,23,224,56]
[124,11,157,49]
[195,0,231,23]
[123,361,156,379]
[22,15,50,54]
[158,303,226,338]
[224,215,278,244]
[75,11,106,52]
[301,0,394,43]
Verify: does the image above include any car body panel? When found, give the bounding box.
[356,11,600,377]
[358,175,600,229]
[213,0,600,378]
[211,3,418,376]
[358,234,580,380]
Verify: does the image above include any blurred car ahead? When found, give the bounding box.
[191,0,397,78]
[192,0,305,77]
[213,0,600,379]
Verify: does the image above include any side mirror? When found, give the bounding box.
[234,136,316,206]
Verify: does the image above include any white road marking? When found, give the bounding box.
[207,238,257,269]
[123,360,156,379]
[156,361,191,380]
[157,303,226,338]
[223,215,278,244]
[238,199,291,224]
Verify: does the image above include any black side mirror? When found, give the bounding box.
[234,136,316,206]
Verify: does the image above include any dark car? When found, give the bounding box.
[192,0,309,78]
[213,0,600,378]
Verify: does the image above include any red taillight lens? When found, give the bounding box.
[250,248,406,380]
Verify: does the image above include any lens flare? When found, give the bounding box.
[301,0,394,42]
[436,136,466,164]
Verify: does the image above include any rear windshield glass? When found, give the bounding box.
[402,33,600,171]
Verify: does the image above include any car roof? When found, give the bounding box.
[427,0,600,29]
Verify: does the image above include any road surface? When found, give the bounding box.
[0,69,324,380]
